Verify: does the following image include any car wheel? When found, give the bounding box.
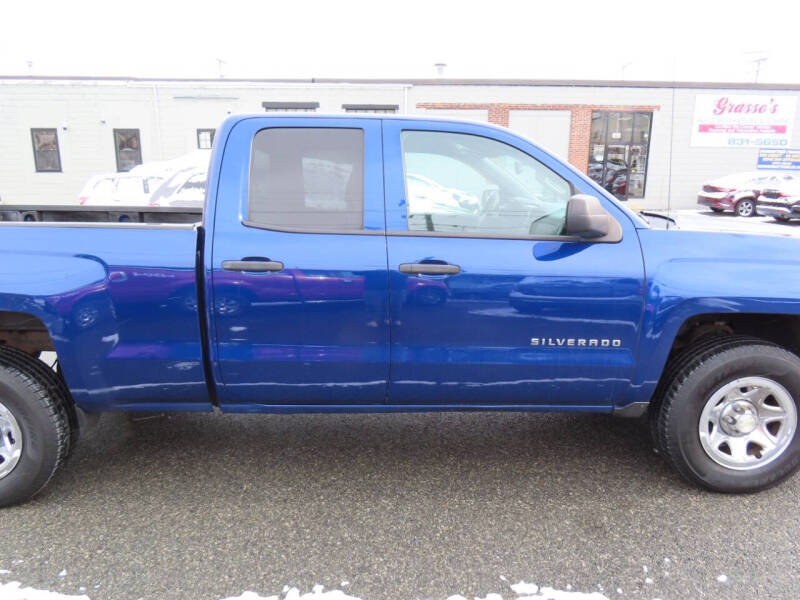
[735,198,756,217]
[774,215,790,223]
[0,347,73,507]
[710,207,724,213]
[656,339,800,493]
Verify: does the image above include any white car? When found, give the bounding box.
[78,171,166,206]
[77,150,211,206]
[757,180,800,222]
[148,167,207,208]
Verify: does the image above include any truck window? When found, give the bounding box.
[401,131,572,237]
[248,128,364,231]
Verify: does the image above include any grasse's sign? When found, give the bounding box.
[691,94,797,148]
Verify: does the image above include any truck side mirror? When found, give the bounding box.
[564,194,619,240]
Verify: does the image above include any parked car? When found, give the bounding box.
[697,171,798,217]
[7,114,800,506]
[756,181,800,222]
[148,166,207,208]
[78,150,211,206]
[78,171,166,206]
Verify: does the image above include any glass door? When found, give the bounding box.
[587,111,652,201]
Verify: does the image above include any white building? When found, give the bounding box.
[3,75,799,209]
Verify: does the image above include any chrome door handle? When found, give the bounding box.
[222,260,284,272]
[398,263,460,275]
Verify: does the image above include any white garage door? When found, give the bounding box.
[508,110,571,159]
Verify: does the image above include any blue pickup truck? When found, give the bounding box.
[2,114,800,505]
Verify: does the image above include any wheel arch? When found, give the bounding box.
[624,311,800,410]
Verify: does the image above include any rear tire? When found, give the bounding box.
[735,198,756,217]
[0,347,73,507]
[656,339,800,493]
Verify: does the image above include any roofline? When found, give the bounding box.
[3,74,800,91]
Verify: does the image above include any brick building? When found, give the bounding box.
[3,76,799,210]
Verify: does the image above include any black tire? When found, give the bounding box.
[710,207,724,213]
[0,347,73,507]
[774,215,790,223]
[657,339,800,493]
[735,198,756,217]
[647,334,746,454]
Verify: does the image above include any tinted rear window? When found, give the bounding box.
[248,128,364,231]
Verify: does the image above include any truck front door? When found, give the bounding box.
[382,119,645,408]
[210,117,388,408]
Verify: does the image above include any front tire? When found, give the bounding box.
[657,340,800,493]
[0,347,72,507]
[710,207,724,213]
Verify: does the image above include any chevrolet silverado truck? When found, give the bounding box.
[2,114,800,506]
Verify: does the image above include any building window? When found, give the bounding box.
[31,128,61,172]
[342,104,398,114]
[248,128,364,231]
[113,129,142,172]
[197,129,215,149]
[587,111,652,200]
[261,101,319,113]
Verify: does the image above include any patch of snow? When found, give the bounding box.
[476,594,503,600]
[0,581,90,600]
[282,587,361,600]
[644,578,654,585]
[57,571,66,579]
[507,581,608,600]
[616,589,622,595]
[340,582,349,587]
[716,575,729,584]
[641,566,648,574]
[0,572,9,576]
[511,581,539,595]
[663,558,671,564]
[218,593,278,600]
[445,596,467,600]
[515,587,609,600]
[499,576,508,582]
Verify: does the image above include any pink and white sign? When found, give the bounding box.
[691,94,797,147]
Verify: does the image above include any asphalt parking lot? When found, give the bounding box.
[2,410,800,600]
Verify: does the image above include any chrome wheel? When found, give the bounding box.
[736,199,755,217]
[0,402,22,480]
[699,377,797,471]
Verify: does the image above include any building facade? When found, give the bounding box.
[3,76,799,209]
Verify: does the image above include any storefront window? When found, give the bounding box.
[587,111,652,200]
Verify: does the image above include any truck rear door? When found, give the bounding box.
[209,117,388,408]
[381,119,645,408]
